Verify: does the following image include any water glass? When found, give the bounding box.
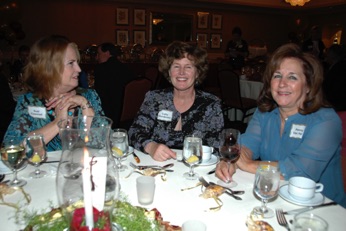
[293,212,328,231]
[182,136,203,180]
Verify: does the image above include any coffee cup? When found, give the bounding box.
[202,145,213,162]
[288,176,324,201]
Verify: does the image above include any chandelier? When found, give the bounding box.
[285,0,310,6]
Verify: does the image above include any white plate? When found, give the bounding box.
[279,184,324,206]
[199,154,219,166]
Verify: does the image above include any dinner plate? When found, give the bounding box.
[279,184,324,206]
[199,154,219,166]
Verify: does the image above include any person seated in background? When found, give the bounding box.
[10,45,30,82]
[323,44,346,111]
[0,48,16,143]
[94,42,136,128]
[216,43,346,207]
[225,26,249,70]
[129,41,224,161]
[302,25,326,60]
[4,35,104,151]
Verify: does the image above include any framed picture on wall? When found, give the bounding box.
[116,30,129,46]
[197,12,209,29]
[211,14,222,29]
[196,33,208,48]
[134,9,146,26]
[210,33,222,49]
[116,8,128,25]
[134,30,146,47]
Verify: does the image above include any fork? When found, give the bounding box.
[276,209,291,231]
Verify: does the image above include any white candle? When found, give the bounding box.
[83,148,94,229]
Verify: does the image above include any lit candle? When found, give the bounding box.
[83,148,94,229]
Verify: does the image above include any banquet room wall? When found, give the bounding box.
[1,0,345,58]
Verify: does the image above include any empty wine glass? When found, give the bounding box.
[182,136,203,180]
[110,128,129,172]
[217,128,241,188]
[253,162,281,218]
[25,133,47,178]
[0,136,27,187]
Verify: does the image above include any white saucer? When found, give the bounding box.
[199,154,219,166]
[279,184,324,206]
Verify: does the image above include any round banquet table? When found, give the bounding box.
[1,149,346,231]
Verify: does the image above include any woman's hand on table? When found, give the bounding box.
[216,160,236,183]
[144,142,176,162]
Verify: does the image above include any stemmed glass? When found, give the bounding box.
[182,136,203,180]
[25,133,47,178]
[110,128,129,172]
[0,136,27,187]
[218,128,241,187]
[253,162,281,218]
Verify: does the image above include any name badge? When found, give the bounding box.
[28,106,47,119]
[289,124,306,139]
[157,110,173,122]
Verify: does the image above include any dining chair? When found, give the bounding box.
[217,69,257,122]
[337,111,346,192]
[119,77,152,130]
[144,66,159,89]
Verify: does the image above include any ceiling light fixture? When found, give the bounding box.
[285,0,310,6]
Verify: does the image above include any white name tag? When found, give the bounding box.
[289,124,306,139]
[28,106,47,119]
[157,110,173,122]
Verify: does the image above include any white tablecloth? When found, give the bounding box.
[1,150,346,231]
[229,80,263,123]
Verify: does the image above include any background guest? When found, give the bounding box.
[94,42,136,128]
[4,35,104,151]
[225,26,249,70]
[323,44,346,111]
[129,41,224,161]
[10,45,30,82]
[302,25,326,60]
[0,48,16,143]
[216,43,346,207]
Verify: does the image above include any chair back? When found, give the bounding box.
[144,66,159,89]
[218,69,243,108]
[120,78,152,124]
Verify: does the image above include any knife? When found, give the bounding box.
[283,201,337,215]
[132,152,140,163]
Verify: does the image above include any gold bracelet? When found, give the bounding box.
[81,101,92,110]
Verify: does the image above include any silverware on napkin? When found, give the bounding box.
[283,201,337,215]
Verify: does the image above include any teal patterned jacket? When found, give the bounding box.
[4,88,104,151]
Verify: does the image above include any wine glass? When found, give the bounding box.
[110,128,129,172]
[0,136,27,187]
[217,128,241,188]
[253,162,281,218]
[25,133,47,178]
[182,136,203,180]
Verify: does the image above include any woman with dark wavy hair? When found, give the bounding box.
[129,41,224,161]
[216,43,346,207]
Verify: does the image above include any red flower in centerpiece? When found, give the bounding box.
[71,207,111,231]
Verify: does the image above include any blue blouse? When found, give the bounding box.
[4,88,104,151]
[242,107,346,207]
[128,88,224,151]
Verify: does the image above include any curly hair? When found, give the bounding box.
[257,43,329,114]
[158,41,208,85]
[24,35,80,99]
